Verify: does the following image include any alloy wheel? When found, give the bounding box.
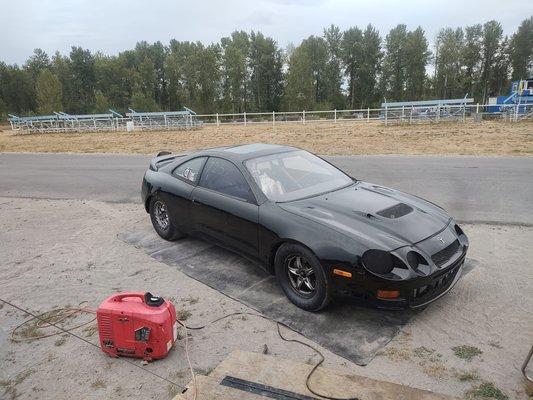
[153,200,169,230]
[286,255,316,296]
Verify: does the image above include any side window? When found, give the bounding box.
[199,158,253,202]
[173,157,206,183]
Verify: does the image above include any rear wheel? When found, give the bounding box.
[274,243,331,311]
[149,196,184,241]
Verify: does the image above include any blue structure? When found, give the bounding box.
[488,76,533,114]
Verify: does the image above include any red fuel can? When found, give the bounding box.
[97,292,177,361]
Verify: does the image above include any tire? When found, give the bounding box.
[149,196,184,241]
[274,243,331,311]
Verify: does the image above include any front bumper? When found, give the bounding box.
[332,250,466,310]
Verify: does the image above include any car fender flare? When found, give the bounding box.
[269,239,319,275]
[144,188,162,213]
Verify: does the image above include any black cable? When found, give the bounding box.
[0,298,186,391]
[177,311,360,400]
[2,297,358,399]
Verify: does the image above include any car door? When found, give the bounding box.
[160,156,207,233]
[191,157,259,259]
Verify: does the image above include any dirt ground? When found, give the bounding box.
[1,197,532,400]
[0,120,532,155]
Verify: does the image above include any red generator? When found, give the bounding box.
[97,292,177,361]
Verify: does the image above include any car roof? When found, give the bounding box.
[195,143,299,162]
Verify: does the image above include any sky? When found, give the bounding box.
[1,0,531,65]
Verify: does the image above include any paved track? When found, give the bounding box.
[0,153,531,225]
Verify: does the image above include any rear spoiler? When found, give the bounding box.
[149,151,188,171]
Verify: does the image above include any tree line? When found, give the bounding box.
[0,17,531,118]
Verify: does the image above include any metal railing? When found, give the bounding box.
[8,103,532,133]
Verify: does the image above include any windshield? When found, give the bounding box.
[244,150,354,202]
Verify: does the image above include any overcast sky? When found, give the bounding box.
[1,0,531,65]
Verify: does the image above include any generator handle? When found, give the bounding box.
[110,292,146,303]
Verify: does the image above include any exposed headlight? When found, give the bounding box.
[454,224,464,236]
[406,251,429,275]
[362,249,394,274]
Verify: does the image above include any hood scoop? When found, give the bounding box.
[376,203,413,219]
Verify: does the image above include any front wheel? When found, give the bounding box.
[274,243,331,311]
[149,196,184,241]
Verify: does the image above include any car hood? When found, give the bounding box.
[278,181,451,251]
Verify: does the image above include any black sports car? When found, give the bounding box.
[141,143,468,311]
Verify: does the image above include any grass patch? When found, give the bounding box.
[456,371,478,382]
[422,363,447,378]
[380,346,411,361]
[452,345,483,361]
[176,309,192,321]
[466,382,507,399]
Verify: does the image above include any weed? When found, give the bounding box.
[0,379,17,400]
[456,371,478,382]
[54,336,67,347]
[452,345,483,361]
[423,363,447,378]
[91,379,107,389]
[381,346,411,361]
[466,382,507,399]
[168,383,181,397]
[181,296,199,305]
[488,341,502,349]
[16,323,41,339]
[82,324,98,337]
[413,346,435,358]
[176,309,192,321]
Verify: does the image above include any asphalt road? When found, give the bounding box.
[0,153,531,225]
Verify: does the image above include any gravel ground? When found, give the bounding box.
[1,197,532,400]
[1,120,532,155]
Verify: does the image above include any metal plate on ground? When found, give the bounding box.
[120,222,473,366]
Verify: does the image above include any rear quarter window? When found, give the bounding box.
[173,157,206,183]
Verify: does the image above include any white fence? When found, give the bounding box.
[196,103,532,126]
[8,103,532,133]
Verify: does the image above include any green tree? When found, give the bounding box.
[130,90,158,111]
[249,32,283,111]
[36,68,62,114]
[0,63,34,115]
[435,27,465,99]
[283,45,315,110]
[51,51,75,113]
[480,20,503,101]
[509,17,533,80]
[299,35,329,107]
[462,24,483,99]
[69,47,96,113]
[323,25,345,109]
[164,50,185,111]
[94,89,110,113]
[341,26,364,108]
[359,24,383,107]
[25,49,51,81]
[137,56,157,98]
[221,31,250,113]
[381,24,409,101]
[405,27,430,100]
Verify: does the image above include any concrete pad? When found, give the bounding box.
[120,222,475,366]
[175,350,457,400]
